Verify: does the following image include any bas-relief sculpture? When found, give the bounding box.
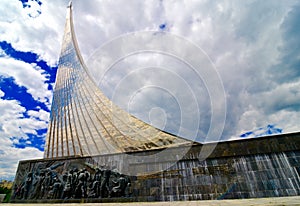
[12,161,132,200]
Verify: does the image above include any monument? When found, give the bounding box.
[10,2,300,203]
[44,2,196,159]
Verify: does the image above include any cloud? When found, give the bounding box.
[0,98,25,137]
[27,109,49,122]
[271,3,300,83]
[0,95,45,180]
[0,71,49,179]
[0,57,52,104]
[0,94,48,140]
[19,0,42,18]
[0,90,4,98]
[0,96,45,180]
[259,81,300,114]
[0,144,43,181]
[0,0,68,66]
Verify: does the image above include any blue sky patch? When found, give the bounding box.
[240,124,283,138]
[0,41,57,85]
[0,76,48,152]
[11,128,45,151]
[240,131,253,138]
[0,40,56,153]
[0,76,49,113]
[159,23,167,30]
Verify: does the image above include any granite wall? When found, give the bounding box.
[10,132,300,202]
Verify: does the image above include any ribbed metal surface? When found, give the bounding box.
[44,5,195,159]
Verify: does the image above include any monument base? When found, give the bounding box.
[10,132,300,203]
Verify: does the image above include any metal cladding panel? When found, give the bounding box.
[44,5,195,159]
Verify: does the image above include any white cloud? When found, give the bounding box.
[0,97,48,138]
[258,81,300,114]
[0,97,46,179]
[22,0,42,18]
[0,99,26,138]
[0,57,52,105]
[269,110,300,134]
[233,81,300,138]
[27,109,49,122]
[0,0,67,66]
[0,144,43,180]
[0,90,4,98]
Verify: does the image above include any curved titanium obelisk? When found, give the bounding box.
[44,3,195,159]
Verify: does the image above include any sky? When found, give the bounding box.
[0,0,300,180]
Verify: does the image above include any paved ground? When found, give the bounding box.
[5,196,300,206]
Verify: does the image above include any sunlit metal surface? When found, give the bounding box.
[44,5,195,158]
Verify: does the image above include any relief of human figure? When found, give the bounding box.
[49,176,63,199]
[71,168,78,196]
[89,167,102,198]
[110,174,130,197]
[30,171,46,199]
[42,170,53,199]
[74,168,90,198]
[39,162,64,199]
[100,167,111,198]
[20,172,33,199]
[62,172,72,199]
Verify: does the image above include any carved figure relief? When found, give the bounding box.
[12,161,132,200]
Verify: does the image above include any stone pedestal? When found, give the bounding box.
[10,132,300,203]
